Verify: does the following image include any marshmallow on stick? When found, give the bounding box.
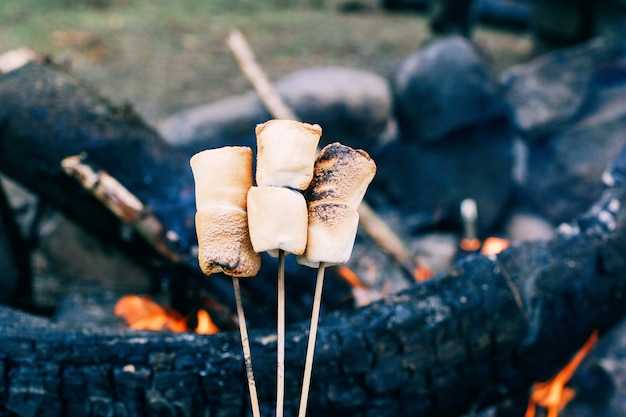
[190,146,261,277]
[298,142,377,268]
[255,119,322,189]
[247,186,309,257]
[247,120,322,256]
[248,119,321,417]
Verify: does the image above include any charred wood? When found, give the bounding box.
[0,61,195,266]
[0,157,626,416]
[0,181,31,307]
[0,62,344,327]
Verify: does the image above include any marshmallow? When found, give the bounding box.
[195,206,261,277]
[255,120,321,190]
[247,186,308,256]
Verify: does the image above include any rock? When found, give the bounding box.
[390,36,509,143]
[158,92,264,151]
[158,66,396,154]
[368,119,513,233]
[477,0,532,30]
[504,210,556,243]
[501,38,617,141]
[531,0,595,47]
[507,38,626,224]
[429,0,475,37]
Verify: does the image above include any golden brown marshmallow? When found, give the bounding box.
[190,146,260,277]
[195,206,261,277]
[298,143,376,267]
[304,142,376,209]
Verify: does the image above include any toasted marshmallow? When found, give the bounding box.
[305,142,376,209]
[190,146,253,210]
[298,143,376,267]
[297,203,359,268]
[195,206,261,277]
[255,120,321,190]
[247,186,308,256]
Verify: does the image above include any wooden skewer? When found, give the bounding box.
[297,262,326,417]
[227,29,297,121]
[232,277,262,417]
[276,249,286,417]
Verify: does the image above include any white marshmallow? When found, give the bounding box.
[255,120,321,190]
[190,146,253,210]
[247,186,308,256]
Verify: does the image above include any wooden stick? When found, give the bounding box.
[226,28,418,282]
[276,249,286,417]
[356,202,418,280]
[232,277,262,417]
[61,154,180,263]
[297,262,326,417]
[227,29,296,121]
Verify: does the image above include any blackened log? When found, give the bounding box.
[0,181,31,306]
[0,61,195,266]
[1,151,626,417]
[0,62,333,327]
[0,61,248,323]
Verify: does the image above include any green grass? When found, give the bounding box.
[1,0,532,122]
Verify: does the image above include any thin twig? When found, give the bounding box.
[232,277,262,417]
[276,249,286,417]
[61,154,180,263]
[298,262,326,417]
[226,28,418,283]
[227,29,296,121]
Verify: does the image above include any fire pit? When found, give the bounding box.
[1,35,626,417]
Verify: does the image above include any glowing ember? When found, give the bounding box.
[481,237,509,256]
[413,264,433,283]
[114,295,218,334]
[337,265,382,307]
[460,238,481,252]
[525,330,599,417]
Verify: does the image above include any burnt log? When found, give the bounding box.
[1,145,626,416]
[0,181,30,306]
[0,61,196,264]
[0,62,339,327]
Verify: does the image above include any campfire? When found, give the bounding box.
[1,28,626,417]
[114,295,219,334]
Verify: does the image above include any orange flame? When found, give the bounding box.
[114,295,218,334]
[196,308,220,334]
[525,330,599,417]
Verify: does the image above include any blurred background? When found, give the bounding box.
[0,0,541,124]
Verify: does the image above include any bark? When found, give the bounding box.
[0,62,194,266]
[1,170,626,416]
